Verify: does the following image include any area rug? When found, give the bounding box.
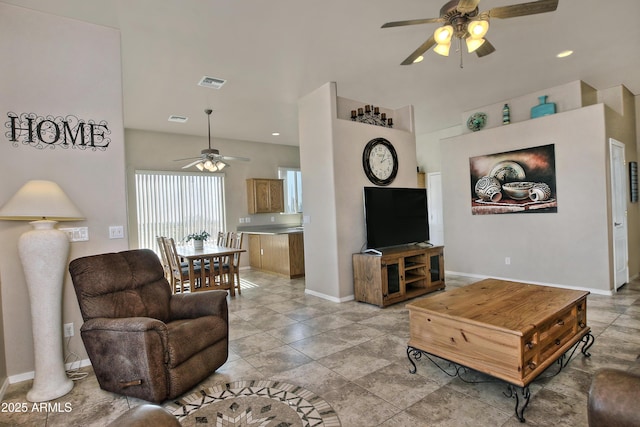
[164,380,341,427]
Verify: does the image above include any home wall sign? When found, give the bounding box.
[4,112,110,150]
[469,144,557,215]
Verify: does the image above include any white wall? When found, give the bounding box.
[299,82,418,300]
[442,105,611,292]
[0,4,127,379]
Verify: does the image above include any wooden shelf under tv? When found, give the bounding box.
[352,245,444,307]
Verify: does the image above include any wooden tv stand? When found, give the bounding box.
[352,245,444,307]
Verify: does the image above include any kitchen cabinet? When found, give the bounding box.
[246,179,284,214]
[247,232,304,278]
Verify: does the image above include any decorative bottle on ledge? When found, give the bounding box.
[502,104,510,125]
[531,95,556,119]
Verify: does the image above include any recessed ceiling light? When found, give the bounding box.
[413,55,424,63]
[556,50,573,58]
[271,132,280,136]
[168,115,188,123]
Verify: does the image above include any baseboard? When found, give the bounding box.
[304,288,354,303]
[445,270,614,296]
[0,376,9,401]
[8,358,92,385]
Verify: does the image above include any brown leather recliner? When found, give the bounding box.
[69,249,228,403]
[588,368,640,427]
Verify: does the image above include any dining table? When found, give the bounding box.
[175,244,246,295]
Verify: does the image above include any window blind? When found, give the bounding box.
[135,170,226,253]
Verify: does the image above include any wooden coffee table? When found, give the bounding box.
[406,278,594,422]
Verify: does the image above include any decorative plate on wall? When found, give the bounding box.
[467,112,487,132]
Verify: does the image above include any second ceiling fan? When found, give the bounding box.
[175,109,250,172]
[382,0,559,66]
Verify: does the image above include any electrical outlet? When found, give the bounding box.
[64,323,74,337]
[109,225,125,239]
[505,257,511,265]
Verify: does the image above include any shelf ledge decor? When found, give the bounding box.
[531,96,556,119]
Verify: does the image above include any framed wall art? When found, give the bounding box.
[469,144,557,215]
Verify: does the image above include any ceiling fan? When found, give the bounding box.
[175,109,249,172]
[382,0,559,67]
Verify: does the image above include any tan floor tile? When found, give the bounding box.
[3,272,639,426]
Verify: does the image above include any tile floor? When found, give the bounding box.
[2,271,639,426]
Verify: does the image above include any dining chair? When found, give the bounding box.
[216,231,227,246]
[165,237,202,293]
[222,231,244,295]
[155,236,171,282]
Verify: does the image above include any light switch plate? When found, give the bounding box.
[59,227,89,242]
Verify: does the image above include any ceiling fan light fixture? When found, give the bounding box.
[434,42,451,56]
[413,55,424,64]
[196,162,204,171]
[467,19,489,39]
[466,37,485,53]
[434,25,454,44]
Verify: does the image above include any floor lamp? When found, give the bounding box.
[0,180,83,402]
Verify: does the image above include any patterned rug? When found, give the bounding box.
[164,380,341,427]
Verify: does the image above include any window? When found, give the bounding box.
[135,170,226,253]
[278,167,302,213]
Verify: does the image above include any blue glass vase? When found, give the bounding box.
[531,95,556,119]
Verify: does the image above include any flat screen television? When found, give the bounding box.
[363,186,430,250]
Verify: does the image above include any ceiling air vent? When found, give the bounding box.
[168,115,188,123]
[198,76,227,89]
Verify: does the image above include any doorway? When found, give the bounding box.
[609,138,629,291]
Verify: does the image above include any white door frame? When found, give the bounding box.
[427,172,444,246]
[609,138,629,291]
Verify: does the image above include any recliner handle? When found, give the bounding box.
[119,379,143,388]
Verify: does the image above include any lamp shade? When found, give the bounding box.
[468,20,489,39]
[434,42,451,57]
[0,180,84,221]
[434,25,454,44]
[466,37,486,53]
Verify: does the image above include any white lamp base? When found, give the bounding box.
[19,220,73,402]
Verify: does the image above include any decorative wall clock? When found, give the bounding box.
[362,137,398,186]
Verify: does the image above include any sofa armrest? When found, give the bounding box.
[588,368,640,427]
[169,290,228,323]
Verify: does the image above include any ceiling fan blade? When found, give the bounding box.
[475,39,496,57]
[456,0,481,14]
[219,155,250,162]
[173,156,202,162]
[401,35,436,65]
[488,0,558,19]
[181,159,203,169]
[381,17,443,28]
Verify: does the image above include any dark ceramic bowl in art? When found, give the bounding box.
[502,182,534,200]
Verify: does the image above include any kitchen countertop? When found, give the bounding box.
[237,225,304,235]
